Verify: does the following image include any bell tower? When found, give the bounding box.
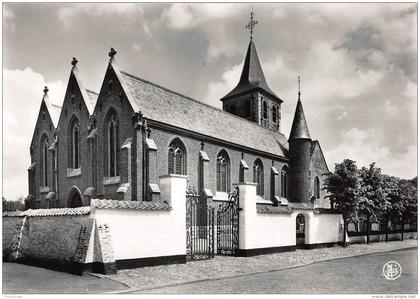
[220,12,283,132]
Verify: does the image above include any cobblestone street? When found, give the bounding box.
[99,239,417,292]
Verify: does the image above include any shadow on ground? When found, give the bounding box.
[2,262,128,294]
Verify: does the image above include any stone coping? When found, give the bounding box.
[2,207,91,217]
[91,199,172,211]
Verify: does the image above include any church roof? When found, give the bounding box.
[72,65,96,115]
[119,70,289,158]
[220,40,281,102]
[289,98,311,141]
[43,92,62,128]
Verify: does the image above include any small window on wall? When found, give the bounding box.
[262,101,268,119]
[281,166,288,198]
[314,177,320,199]
[168,139,186,175]
[253,159,264,196]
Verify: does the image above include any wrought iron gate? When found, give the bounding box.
[186,188,215,261]
[217,186,240,255]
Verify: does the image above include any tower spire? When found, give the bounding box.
[245,11,258,40]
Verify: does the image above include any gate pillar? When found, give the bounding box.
[233,182,257,251]
[159,174,187,256]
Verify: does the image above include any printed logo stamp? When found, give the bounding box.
[383,261,402,280]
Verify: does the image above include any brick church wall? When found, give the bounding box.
[92,67,136,201]
[310,143,330,208]
[149,126,288,202]
[30,102,56,208]
[56,74,93,207]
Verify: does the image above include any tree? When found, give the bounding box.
[398,178,417,240]
[359,163,386,244]
[2,196,25,212]
[381,174,400,242]
[324,159,361,247]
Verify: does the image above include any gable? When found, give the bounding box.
[92,61,136,117]
[30,100,56,148]
[57,70,96,128]
[310,140,329,173]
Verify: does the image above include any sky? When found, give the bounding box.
[2,3,417,201]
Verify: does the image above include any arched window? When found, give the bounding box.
[69,117,80,169]
[281,166,288,198]
[272,105,278,123]
[168,139,186,175]
[253,159,264,196]
[262,101,268,119]
[41,135,49,186]
[217,150,230,192]
[106,110,119,177]
[314,177,320,199]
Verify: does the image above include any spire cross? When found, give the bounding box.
[109,47,117,59]
[245,11,258,40]
[298,76,301,101]
[71,57,78,67]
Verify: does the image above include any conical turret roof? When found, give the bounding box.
[221,40,281,102]
[289,98,311,141]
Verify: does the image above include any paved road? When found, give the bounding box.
[137,248,418,294]
[2,263,128,294]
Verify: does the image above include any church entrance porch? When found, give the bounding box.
[296,213,306,248]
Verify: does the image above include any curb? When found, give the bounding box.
[103,244,418,294]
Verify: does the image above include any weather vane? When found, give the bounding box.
[245,11,258,40]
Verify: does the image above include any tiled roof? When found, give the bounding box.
[289,99,311,141]
[72,66,96,115]
[288,202,314,210]
[256,204,293,214]
[2,207,91,217]
[221,41,281,102]
[43,93,62,128]
[120,71,289,158]
[314,208,341,214]
[92,199,172,211]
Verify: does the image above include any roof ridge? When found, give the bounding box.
[120,70,288,139]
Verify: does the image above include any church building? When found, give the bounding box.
[27,18,330,215]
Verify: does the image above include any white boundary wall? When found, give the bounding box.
[291,211,344,245]
[93,175,187,261]
[237,183,295,250]
[236,182,344,250]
